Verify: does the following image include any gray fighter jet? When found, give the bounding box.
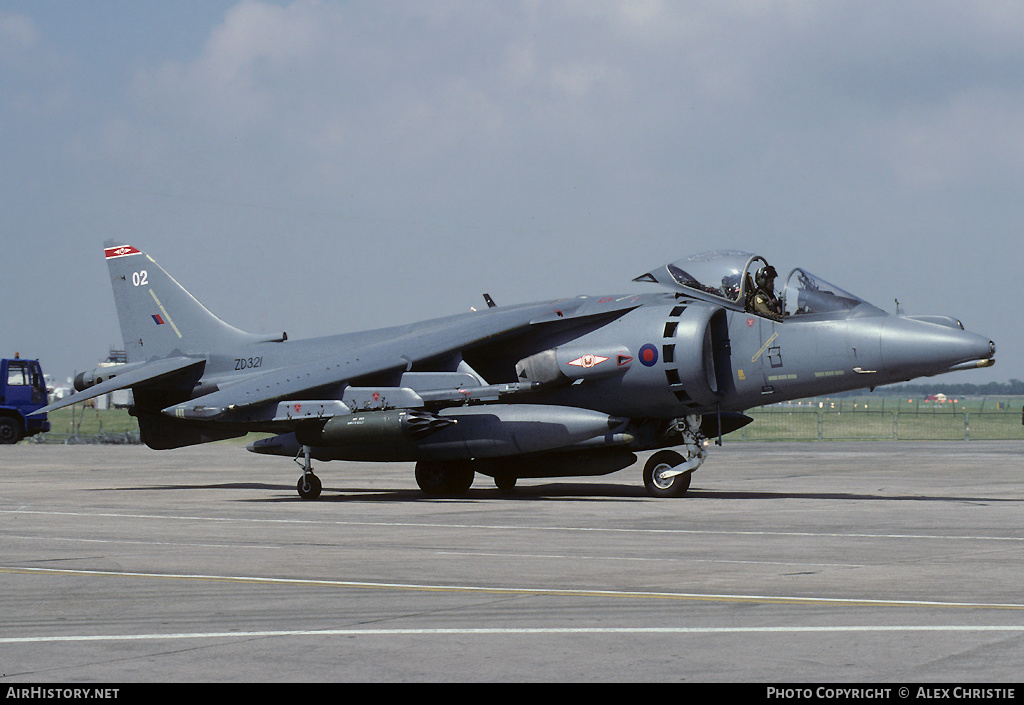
[34,245,995,499]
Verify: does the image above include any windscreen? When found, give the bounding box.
[783,269,870,317]
[664,251,754,304]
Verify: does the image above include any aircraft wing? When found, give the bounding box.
[164,345,408,421]
[164,299,640,423]
[29,356,204,416]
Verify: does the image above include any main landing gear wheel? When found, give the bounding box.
[415,460,475,497]
[493,472,517,492]
[643,450,692,498]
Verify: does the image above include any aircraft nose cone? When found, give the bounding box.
[880,317,995,379]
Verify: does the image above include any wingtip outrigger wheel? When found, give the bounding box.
[294,444,322,500]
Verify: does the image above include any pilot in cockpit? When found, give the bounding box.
[747,264,783,319]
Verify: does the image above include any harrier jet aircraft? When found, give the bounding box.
[33,244,995,499]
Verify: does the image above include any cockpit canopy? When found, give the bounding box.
[633,250,883,318]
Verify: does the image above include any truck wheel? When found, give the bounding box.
[0,417,23,444]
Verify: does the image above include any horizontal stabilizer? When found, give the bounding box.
[29,357,203,416]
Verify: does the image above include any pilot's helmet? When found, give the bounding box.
[755,265,778,290]
[721,273,741,296]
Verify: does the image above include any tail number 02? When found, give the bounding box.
[132,271,149,287]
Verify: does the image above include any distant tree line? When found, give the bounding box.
[844,379,1024,397]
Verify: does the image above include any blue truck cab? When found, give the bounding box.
[0,357,50,443]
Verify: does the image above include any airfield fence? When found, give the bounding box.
[27,399,1024,445]
[736,404,1024,442]
[32,407,141,445]
[33,430,141,445]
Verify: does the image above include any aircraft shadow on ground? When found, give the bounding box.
[301,487,1019,504]
[108,482,1018,504]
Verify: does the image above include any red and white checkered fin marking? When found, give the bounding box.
[104,245,142,259]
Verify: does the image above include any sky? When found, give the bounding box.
[2,0,1021,390]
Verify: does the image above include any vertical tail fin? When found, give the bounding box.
[103,242,276,362]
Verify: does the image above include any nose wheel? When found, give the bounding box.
[294,444,322,500]
[643,450,692,498]
[642,415,708,498]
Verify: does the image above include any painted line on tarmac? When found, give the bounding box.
[3,509,1023,544]
[2,625,1024,644]
[434,550,864,568]
[4,533,279,550]
[3,534,865,569]
[3,565,1024,611]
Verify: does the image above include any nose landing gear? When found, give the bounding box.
[643,450,693,497]
[642,415,707,498]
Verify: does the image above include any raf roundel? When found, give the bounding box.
[638,343,659,367]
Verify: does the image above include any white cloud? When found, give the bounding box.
[0,11,69,116]
[0,12,37,58]
[79,2,1022,208]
